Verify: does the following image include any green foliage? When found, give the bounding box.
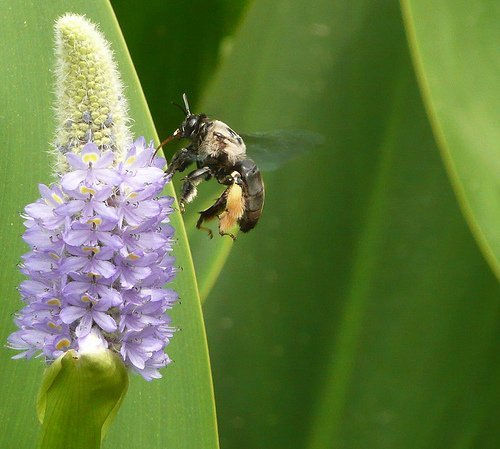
[0,1,218,448]
[401,0,500,278]
[1,1,499,449]
[115,0,500,448]
[111,0,248,141]
[196,1,500,448]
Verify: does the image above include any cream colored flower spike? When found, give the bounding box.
[53,14,131,175]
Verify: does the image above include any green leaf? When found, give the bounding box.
[111,0,249,144]
[193,1,500,449]
[0,2,218,448]
[401,0,500,278]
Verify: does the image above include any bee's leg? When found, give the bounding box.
[179,166,213,213]
[216,173,237,186]
[219,230,237,241]
[196,188,229,239]
[165,145,197,176]
[196,221,214,239]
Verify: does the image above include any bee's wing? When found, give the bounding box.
[241,129,324,171]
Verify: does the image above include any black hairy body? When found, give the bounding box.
[158,94,264,240]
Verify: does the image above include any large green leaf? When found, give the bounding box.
[111,0,249,142]
[0,2,218,448]
[195,1,500,449]
[401,0,500,278]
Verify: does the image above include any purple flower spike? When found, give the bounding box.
[8,139,178,380]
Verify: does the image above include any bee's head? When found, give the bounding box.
[156,93,205,154]
[170,93,205,139]
[179,113,206,139]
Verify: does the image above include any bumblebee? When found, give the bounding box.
[157,94,264,240]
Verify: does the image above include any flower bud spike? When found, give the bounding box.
[52,14,131,175]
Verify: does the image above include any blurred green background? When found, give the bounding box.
[0,0,498,448]
[111,1,500,448]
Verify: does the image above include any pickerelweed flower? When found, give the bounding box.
[9,140,177,380]
[7,14,178,381]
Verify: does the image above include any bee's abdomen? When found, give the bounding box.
[235,159,265,232]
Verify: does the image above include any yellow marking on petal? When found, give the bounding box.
[127,192,138,199]
[56,338,71,350]
[49,252,60,260]
[81,295,92,303]
[48,321,62,331]
[47,298,62,307]
[87,217,102,226]
[127,253,140,261]
[82,152,99,164]
[125,155,136,166]
[80,185,96,195]
[83,246,100,254]
[51,193,64,204]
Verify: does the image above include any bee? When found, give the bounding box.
[157,94,264,240]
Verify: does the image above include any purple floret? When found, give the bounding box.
[7,139,178,380]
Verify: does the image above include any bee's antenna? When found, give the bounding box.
[182,93,191,116]
[171,101,187,116]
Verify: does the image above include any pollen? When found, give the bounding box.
[48,321,62,331]
[51,193,64,204]
[125,155,136,166]
[47,298,62,307]
[83,246,100,254]
[80,185,96,195]
[81,294,92,303]
[49,252,60,260]
[127,252,140,261]
[55,338,71,350]
[87,217,102,226]
[82,152,99,164]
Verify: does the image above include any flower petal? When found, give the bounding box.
[63,229,91,246]
[60,306,86,324]
[61,170,86,191]
[92,311,117,333]
[66,153,87,170]
[75,313,93,337]
[93,150,114,169]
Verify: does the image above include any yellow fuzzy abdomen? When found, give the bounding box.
[219,184,245,233]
